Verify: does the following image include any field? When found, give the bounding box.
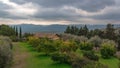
[11,42,119,68]
[12,42,71,68]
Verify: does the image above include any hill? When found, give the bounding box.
[10,24,120,33]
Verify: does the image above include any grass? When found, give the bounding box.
[19,42,71,68]
[13,42,119,68]
[99,57,119,68]
[76,49,119,68]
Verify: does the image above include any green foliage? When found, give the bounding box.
[89,36,102,48]
[0,36,12,68]
[64,26,79,35]
[37,39,57,55]
[118,59,120,68]
[51,52,69,63]
[83,51,99,61]
[65,25,89,36]
[100,40,116,59]
[79,42,93,51]
[0,25,16,36]
[105,24,115,40]
[60,40,78,52]
[19,27,22,39]
[28,37,40,47]
[51,52,80,64]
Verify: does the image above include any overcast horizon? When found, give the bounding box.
[0,0,120,25]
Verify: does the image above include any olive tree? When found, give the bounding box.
[100,40,116,59]
[89,36,102,50]
[0,36,12,68]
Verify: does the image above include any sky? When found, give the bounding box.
[0,0,120,25]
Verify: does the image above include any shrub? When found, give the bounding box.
[51,52,80,64]
[37,41,57,55]
[89,36,102,49]
[28,37,40,47]
[36,38,60,55]
[79,42,93,51]
[0,36,12,68]
[71,58,90,68]
[83,51,99,61]
[60,40,78,52]
[51,52,69,63]
[100,40,116,59]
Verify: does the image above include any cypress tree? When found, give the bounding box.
[15,26,18,37]
[19,26,22,39]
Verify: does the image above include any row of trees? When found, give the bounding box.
[64,24,120,50]
[64,24,117,39]
[0,24,23,41]
[64,25,88,37]
[28,35,118,68]
[13,26,22,40]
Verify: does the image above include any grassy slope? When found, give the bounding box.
[19,42,71,68]
[99,57,119,68]
[13,42,119,68]
[76,49,119,68]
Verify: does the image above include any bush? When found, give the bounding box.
[28,37,40,47]
[51,52,69,63]
[89,36,102,48]
[100,40,116,59]
[0,36,12,68]
[83,51,99,61]
[51,52,80,64]
[60,40,78,52]
[79,42,93,51]
[71,58,90,68]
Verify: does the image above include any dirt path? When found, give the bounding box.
[11,42,29,68]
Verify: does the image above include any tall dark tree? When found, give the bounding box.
[83,25,89,36]
[64,26,71,34]
[78,27,83,36]
[74,26,79,35]
[105,24,115,40]
[78,25,89,37]
[19,26,22,39]
[15,26,18,37]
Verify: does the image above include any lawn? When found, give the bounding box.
[19,42,71,68]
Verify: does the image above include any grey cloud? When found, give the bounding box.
[0,0,119,24]
[34,8,85,22]
[12,0,115,12]
[92,12,120,20]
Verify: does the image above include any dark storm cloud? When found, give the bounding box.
[92,12,120,20]
[0,0,120,24]
[12,0,115,12]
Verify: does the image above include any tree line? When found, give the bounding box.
[64,24,120,50]
[0,24,22,41]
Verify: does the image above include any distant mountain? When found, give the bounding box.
[9,24,120,33]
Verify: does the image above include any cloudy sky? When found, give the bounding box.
[0,0,120,25]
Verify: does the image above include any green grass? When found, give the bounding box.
[15,42,119,68]
[19,42,71,68]
[99,57,119,68]
[76,49,120,68]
